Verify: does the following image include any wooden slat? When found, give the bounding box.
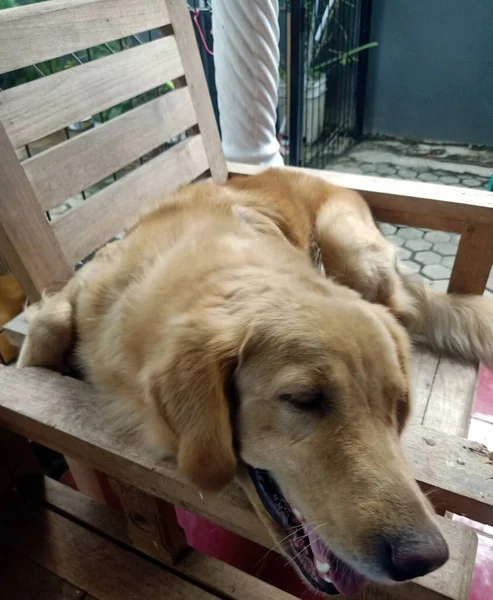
[65,458,114,504]
[53,134,208,264]
[24,87,197,210]
[40,477,299,600]
[422,358,477,437]
[0,366,484,598]
[6,506,220,600]
[0,549,95,600]
[409,349,440,424]
[0,121,72,300]
[167,0,228,184]
[0,36,184,148]
[448,224,493,294]
[227,162,493,229]
[0,0,170,76]
[0,115,120,505]
[39,478,475,600]
[375,210,464,234]
[0,364,491,528]
[111,478,188,564]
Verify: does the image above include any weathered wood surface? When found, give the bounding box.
[5,505,221,600]
[448,224,493,295]
[0,548,96,600]
[25,87,197,211]
[166,0,228,183]
[0,36,184,148]
[38,477,301,600]
[0,0,171,75]
[0,122,72,300]
[111,478,188,564]
[39,477,476,600]
[421,357,477,437]
[409,348,440,424]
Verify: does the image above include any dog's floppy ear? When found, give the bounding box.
[145,322,241,493]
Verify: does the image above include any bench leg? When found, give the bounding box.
[111,479,188,564]
[65,458,119,505]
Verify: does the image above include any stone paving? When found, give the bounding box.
[328,139,493,295]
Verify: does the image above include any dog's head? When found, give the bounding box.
[145,277,448,596]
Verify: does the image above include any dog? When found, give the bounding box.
[18,168,493,596]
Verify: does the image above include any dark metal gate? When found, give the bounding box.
[281,0,374,168]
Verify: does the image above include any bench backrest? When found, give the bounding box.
[0,0,227,299]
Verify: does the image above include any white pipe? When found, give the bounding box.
[212,0,284,166]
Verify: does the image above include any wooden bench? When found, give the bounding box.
[1,457,296,600]
[1,1,492,599]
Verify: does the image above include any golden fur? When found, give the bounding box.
[19,169,493,588]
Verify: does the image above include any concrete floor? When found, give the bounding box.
[328,139,493,295]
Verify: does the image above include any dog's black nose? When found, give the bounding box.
[386,530,449,581]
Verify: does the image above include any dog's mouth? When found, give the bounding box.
[248,467,369,596]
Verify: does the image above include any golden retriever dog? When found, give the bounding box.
[18,169,493,596]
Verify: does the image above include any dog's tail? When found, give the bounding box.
[400,274,493,368]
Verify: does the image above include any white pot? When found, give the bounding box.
[278,73,327,145]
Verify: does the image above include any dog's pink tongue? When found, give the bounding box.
[305,525,369,596]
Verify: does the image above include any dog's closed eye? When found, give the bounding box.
[278,389,329,412]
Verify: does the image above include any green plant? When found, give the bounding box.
[0,0,45,8]
[306,0,377,79]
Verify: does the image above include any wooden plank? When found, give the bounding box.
[24,87,197,210]
[0,0,170,75]
[0,549,95,600]
[40,477,299,600]
[409,348,440,424]
[41,476,131,544]
[0,36,184,148]
[0,365,491,528]
[227,162,493,229]
[5,506,220,600]
[375,210,464,234]
[0,121,115,503]
[422,357,477,437]
[0,121,72,300]
[111,478,188,564]
[65,457,114,504]
[0,365,482,600]
[166,0,228,184]
[53,134,208,264]
[40,478,475,600]
[448,224,493,294]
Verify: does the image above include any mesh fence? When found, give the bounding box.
[279,0,374,168]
